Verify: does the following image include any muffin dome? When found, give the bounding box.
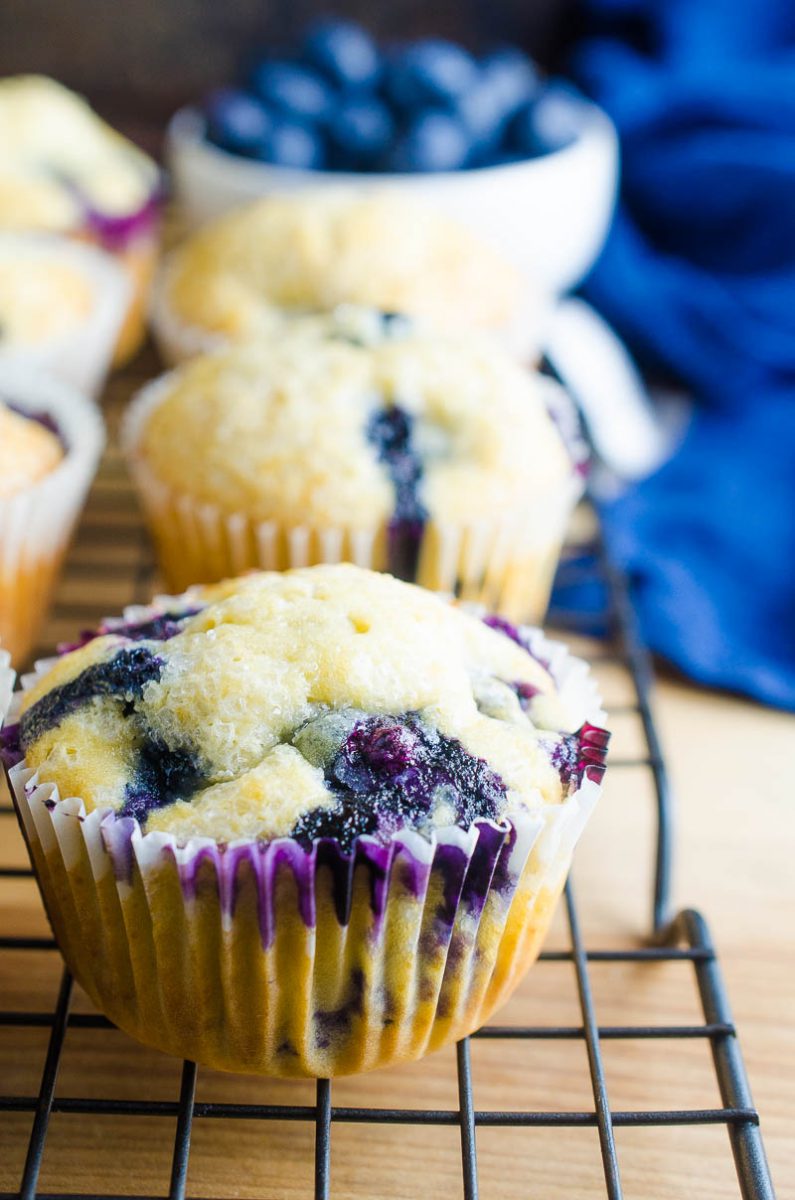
[126,327,573,585]
[154,190,523,360]
[17,564,602,846]
[6,564,607,1077]
[0,75,158,232]
[0,401,63,497]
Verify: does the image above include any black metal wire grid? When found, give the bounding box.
[0,527,777,1200]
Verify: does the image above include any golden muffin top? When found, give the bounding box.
[17,565,603,846]
[0,76,158,231]
[160,190,522,348]
[0,401,64,498]
[126,327,573,530]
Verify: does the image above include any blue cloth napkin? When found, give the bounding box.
[569,0,795,710]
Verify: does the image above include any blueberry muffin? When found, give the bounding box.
[0,369,104,665]
[0,564,608,1076]
[0,76,161,362]
[151,190,529,363]
[124,328,581,622]
[0,252,92,346]
[0,400,64,496]
[0,233,129,395]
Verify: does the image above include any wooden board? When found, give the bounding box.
[0,345,792,1198]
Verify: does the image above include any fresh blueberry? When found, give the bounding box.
[389,110,471,173]
[204,88,271,158]
[526,85,583,153]
[385,39,479,110]
[328,96,395,169]
[507,99,547,158]
[487,151,525,167]
[481,47,540,117]
[264,119,327,169]
[303,19,381,90]
[249,60,335,124]
[455,79,509,162]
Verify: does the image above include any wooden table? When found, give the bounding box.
[1,350,792,1199]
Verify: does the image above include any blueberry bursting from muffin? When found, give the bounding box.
[366,402,427,580]
[13,643,507,849]
[5,599,608,855]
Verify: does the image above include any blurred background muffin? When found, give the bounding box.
[0,367,104,664]
[0,75,161,364]
[124,325,580,621]
[0,232,129,396]
[151,189,533,362]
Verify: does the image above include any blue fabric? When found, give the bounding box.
[570,0,795,709]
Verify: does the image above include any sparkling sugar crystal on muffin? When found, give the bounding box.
[16,565,602,845]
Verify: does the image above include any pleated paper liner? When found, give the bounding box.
[76,191,162,366]
[123,371,584,624]
[0,618,607,1077]
[0,367,105,665]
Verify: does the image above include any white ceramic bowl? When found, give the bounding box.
[166,94,619,301]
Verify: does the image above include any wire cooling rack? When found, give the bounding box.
[0,400,777,1200]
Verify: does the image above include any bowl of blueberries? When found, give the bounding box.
[167,20,618,298]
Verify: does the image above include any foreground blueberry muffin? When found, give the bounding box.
[0,75,161,362]
[151,190,529,363]
[0,374,103,665]
[0,564,608,1076]
[124,328,581,622]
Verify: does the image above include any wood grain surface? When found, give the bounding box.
[0,349,792,1199]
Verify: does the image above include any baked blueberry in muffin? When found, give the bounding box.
[0,76,161,362]
[2,564,607,1076]
[365,402,427,578]
[13,566,604,843]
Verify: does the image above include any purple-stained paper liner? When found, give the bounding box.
[83,188,162,253]
[0,617,607,1076]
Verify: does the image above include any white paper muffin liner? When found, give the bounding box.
[0,366,105,664]
[0,233,131,399]
[122,370,584,624]
[0,613,607,1077]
